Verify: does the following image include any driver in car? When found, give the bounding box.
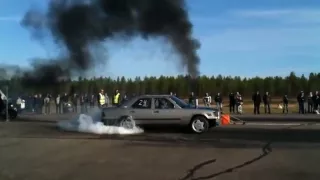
[155,99,170,109]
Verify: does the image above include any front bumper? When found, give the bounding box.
[205,111,220,120]
[214,111,220,119]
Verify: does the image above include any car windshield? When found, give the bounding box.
[119,96,134,106]
[170,96,188,108]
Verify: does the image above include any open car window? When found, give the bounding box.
[154,98,174,109]
[131,98,151,109]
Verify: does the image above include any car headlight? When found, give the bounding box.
[206,112,213,116]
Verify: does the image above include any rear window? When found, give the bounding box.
[131,98,152,109]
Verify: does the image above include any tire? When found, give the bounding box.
[118,116,135,129]
[189,116,209,134]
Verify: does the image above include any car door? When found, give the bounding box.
[128,97,153,125]
[152,97,182,125]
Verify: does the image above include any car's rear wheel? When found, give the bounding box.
[118,116,135,129]
[189,116,209,134]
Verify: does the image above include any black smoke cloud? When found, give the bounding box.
[21,0,200,88]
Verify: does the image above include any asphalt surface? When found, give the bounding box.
[231,114,320,122]
[0,114,320,180]
[17,112,320,122]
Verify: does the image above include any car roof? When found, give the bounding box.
[137,94,171,98]
[120,94,172,107]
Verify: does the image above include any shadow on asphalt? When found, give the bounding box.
[3,119,320,149]
[3,123,320,146]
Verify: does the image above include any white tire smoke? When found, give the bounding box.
[57,109,143,135]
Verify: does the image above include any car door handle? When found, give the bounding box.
[130,110,135,113]
[153,110,159,113]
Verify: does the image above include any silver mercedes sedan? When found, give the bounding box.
[101,95,220,133]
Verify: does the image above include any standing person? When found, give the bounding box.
[38,94,43,114]
[314,91,320,113]
[80,93,85,113]
[317,92,320,111]
[235,92,243,114]
[104,93,110,107]
[282,94,289,114]
[214,93,222,111]
[297,91,305,114]
[44,95,50,115]
[48,94,52,114]
[312,91,317,113]
[80,93,89,113]
[252,91,261,114]
[55,94,61,114]
[72,93,78,112]
[90,94,95,108]
[61,93,69,114]
[203,93,211,107]
[84,93,89,112]
[229,92,235,113]
[112,89,121,107]
[21,98,25,113]
[121,93,128,104]
[27,95,33,112]
[32,94,38,113]
[97,89,106,108]
[263,92,271,114]
[16,96,22,113]
[188,92,196,107]
[307,92,313,113]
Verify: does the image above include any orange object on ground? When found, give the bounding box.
[220,114,231,125]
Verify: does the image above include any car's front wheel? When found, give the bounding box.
[189,116,209,134]
[118,116,135,129]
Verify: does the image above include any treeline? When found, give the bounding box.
[1,72,320,98]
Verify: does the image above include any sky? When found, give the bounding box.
[0,0,320,79]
